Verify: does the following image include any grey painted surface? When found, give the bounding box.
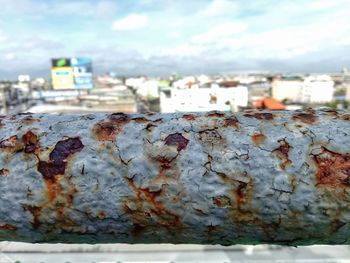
[0,109,349,245]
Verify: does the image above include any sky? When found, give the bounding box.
[0,0,350,79]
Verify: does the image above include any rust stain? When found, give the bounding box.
[223,116,240,130]
[292,112,318,124]
[251,132,266,146]
[0,168,9,177]
[0,135,23,153]
[289,174,298,192]
[313,147,350,188]
[321,109,339,117]
[19,136,82,229]
[125,177,181,233]
[235,181,249,212]
[21,115,39,125]
[244,111,274,120]
[38,137,84,181]
[152,156,178,183]
[273,139,292,170]
[93,113,130,141]
[0,224,17,231]
[206,111,226,118]
[212,196,231,208]
[215,172,254,215]
[164,133,189,152]
[341,114,350,121]
[22,131,39,153]
[22,205,43,229]
[182,114,196,121]
[98,211,106,220]
[131,117,151,123]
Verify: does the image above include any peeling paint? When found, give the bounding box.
[164,133,189,152]
[292,111,318,124]
[251,132,266,146]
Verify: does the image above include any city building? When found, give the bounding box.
[160,81,248,113]
[272,75,334,104]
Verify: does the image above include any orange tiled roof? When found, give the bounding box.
[255,98,286,110]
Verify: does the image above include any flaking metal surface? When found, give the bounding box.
[0,109,349,245]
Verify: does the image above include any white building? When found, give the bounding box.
[160,83,248,113]
[302,75,334,103]
[272,75,334,104]
[18,75,30,82]
[346,82,350,103]
[137,80,160,98]
[272,76,303,102]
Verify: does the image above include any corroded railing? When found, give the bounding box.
[0,109,349,245]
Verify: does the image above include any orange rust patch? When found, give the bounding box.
[273,139,292,170]
[44,176,63,202]
[313,147,350,188]
[212,196,231,208]
[152,156,178,183]
[182,114,196,121]
[0,168,9,177]
[251,132,266,146]
[235,181,249,211]
[0,224,17,231]
[22,130,39,153]
[125,177,181,232]
[22,205,43,229]
[215,172,253,214]
[37,137,84,181]
[292,112,318,124]
[20,137,82,229]
[244,112,274,120]
[98,211,106,220]
[289,174,298,191]
[164,133,189,152]
[223,116,240,130]
[93,113,130,141]
[341,114,350,121]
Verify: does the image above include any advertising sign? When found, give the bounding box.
[71,58,93,89]
[51,67,75,90]
[51,58,93,89]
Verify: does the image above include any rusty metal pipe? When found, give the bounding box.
[0,109,349,245]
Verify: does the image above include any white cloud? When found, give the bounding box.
[191,22,247,44]
[4,53,15,60]
[95,0,118,17]
[112,14,148,31]
[167,31,182,39]
[0,30,7,43]
[199,0,238,17]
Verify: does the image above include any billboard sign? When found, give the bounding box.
[71,58,93,89]
[51,57,93,89]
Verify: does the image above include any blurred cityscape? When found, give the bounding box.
[0,58,349,115]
